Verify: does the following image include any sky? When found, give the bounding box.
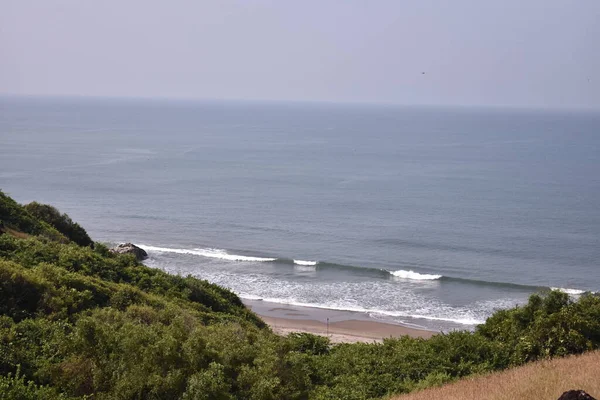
[1,0,599,109]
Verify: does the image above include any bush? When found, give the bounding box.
[0,191,65,242]
[286,333,330,356]
[477,291,600,365]
[183,362,233,400]
[0,368,67,400]
[2,191,600,400]
[24,202,93,247]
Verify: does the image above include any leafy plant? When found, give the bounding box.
[1,190,600,400]
[24,202,93,247]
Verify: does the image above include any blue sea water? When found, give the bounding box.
[1,96,599,330]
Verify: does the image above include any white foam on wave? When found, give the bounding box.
[293,260,317,266]
[240,294,263,301]
[238,295,482,326]
[551,287,586,295]
[389,269,442,280]
[138,244,277,262]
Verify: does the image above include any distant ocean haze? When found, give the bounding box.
[1,96,599,331]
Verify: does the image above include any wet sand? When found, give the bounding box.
[244,299,437,343]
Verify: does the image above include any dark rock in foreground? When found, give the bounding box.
[558,390,597,400]
[110,243,148,260]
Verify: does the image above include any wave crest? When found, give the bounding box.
[293,260,317,266]
[389,269,442,280]
[139,245,277,262]
[551,287,586,295]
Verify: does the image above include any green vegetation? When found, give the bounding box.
[24,202,93,247]
[1,189,600,399]
[0,191,66,242]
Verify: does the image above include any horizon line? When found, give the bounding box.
[1,92,599,113]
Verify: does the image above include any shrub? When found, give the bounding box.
[183,362,233,400]
[24,202,93,247]
[2,191,600,400]
[0,191,65,242]
[286,333,330,356]
[477,291,600,364]
[0,368,67,400]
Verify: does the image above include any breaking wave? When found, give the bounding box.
[293,260,318,266]
[551,287,587,295]
[239,295,484,326]
[139,244,589,296]
[389,269,442,280]
[138,245,277,262]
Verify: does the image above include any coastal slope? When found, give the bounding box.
[1,189,600,400]
[391,350,600,400]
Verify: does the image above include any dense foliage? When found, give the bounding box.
[1,191,599,399]
[24,202,93,247]
[0,191,65,242]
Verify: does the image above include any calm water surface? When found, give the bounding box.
[1,96,599,330]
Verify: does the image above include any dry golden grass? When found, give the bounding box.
[390,350,600,400]
[4,228,30,239]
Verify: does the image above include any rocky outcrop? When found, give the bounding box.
[558,390,597,400]
[110,243,148,260]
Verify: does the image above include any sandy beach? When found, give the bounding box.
[244,299,436,343]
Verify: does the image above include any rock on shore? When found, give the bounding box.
[110,243,148,260]
[558,390,597,400]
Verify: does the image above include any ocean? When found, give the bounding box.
[1,96,599,331]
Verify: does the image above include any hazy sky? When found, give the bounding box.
[1,0,599,108]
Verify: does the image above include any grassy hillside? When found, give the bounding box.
[390,350,600,400]
[1,189,600,399]
[0,191,66,242]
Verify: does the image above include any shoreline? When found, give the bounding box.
[243,299,436,343]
